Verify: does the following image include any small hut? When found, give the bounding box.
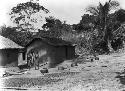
[0,35,24,66]
[25,37,76,68]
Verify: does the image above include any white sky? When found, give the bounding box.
[0,0,125,26]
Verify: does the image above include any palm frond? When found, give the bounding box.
[109,0,120,10]
[103,2,110,15]
[86,6,99,16]
[98,2,104,15]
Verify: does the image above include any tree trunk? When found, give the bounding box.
[103,24,114,53]
[122,40,125,49]
[107,39,114,52]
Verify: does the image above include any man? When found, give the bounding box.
[27,51,33,70]
[33,50,39,70]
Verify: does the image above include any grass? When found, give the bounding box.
[1,52,125,90]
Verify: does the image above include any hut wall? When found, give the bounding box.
[66,46,75,60]
[26,40,52,65]
[25,39,76,68]
[49,46,66,67]
[18,52,26,65]
[0,49,18,66]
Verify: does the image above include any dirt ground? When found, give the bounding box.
[1,52,125,91]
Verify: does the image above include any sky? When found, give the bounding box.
[0,0,125,27]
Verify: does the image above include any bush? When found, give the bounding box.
[93,41,109,54]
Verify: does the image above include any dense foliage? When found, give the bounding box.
[1,0,125,55]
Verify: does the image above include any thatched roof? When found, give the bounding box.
[0,35,24,49]
[26,37,74,47]
[42,37,73,46]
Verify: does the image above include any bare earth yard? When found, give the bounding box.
[1,52,125,91]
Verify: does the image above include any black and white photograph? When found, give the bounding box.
[1,0,125,91]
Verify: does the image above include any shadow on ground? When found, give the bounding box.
[115,71,125,85]
[3,77,63,87]
[2,71,80,88]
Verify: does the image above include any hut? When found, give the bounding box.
[25,37,76,68]
[0,35,24,66]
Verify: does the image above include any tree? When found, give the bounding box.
[116,9,125,23]
[86,0,120,52]
[42,16,72,38]
[72,14,95,32]
[10,1,49,32]
[110,9,125,49]
[42,16,63,38]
